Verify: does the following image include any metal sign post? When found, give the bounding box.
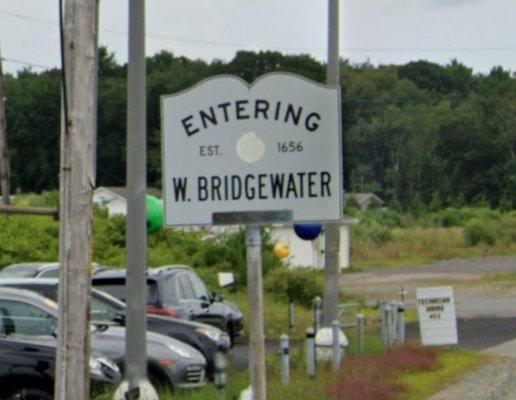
[246,225,267,400]
[115,1,157,399]
[322,0,342,327]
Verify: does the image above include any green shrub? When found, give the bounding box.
[433,207,473,227]
[264,268,323,307]
[0,215,59,267]
[464,220,496,246]
[431,207,501,227]
[14,190,60,208]
[355,220,394,246]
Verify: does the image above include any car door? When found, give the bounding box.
[175,272,224,329]
[0,298,57,337]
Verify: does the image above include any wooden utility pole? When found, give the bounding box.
[323,0,342,326]
[0,45,10,205]
[55,0,98,399]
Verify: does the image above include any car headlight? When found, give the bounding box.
[97,356,120,374]
[196,328,223,342]
[89,357,102,373]
[167,344,193,359]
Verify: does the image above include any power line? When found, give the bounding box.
[1,9,516,53]
[0,57,53,69]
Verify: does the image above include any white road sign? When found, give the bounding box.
[161,73,342,226]
[416,286,458,346]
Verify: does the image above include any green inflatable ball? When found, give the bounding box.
[146,195,164,234]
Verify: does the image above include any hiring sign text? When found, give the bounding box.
[416,286,458,346]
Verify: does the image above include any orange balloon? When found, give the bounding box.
[274,242,292,260]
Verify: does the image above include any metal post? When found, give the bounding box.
[124,1,156,398]
[55,0,98,398]
[314,296,323,333]
[396,303,405,345]
[388,303,397,346]
[380,302,387,347]
[280,334,290,386]
[214,352,227,400]
[332,320,341,371]
[383,304,392,349]
[322,0,342,326]
[246,226,267,400]
[289,301,296,330]
[306,328,316,377]
[356,313,364,356]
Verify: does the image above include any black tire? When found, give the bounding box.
[227,321,236,347]
[6,388,53,400]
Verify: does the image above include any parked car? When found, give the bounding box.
[0,278,230,379]
[0,335,120,400]
[0,287,207,391]
[92,266,244,342]
[0,262,106,279]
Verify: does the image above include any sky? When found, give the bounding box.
[0,0,515,74]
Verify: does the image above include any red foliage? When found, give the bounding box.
[327,344,439,400]
[328,379,406,400]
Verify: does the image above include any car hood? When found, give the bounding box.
[91,325,206,365]
[207,300,243,320]
[149,313,225,333]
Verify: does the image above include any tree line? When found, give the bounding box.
[3,48,515,209]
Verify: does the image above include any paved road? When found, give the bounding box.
[229,316,516,369]
[342,255,516,318]
[231,256,516,370]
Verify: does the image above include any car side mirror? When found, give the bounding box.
[113,312,126,326]
[213,293,224,303]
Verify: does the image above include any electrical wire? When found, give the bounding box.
[1,9,516,54]
[0,57,52,69]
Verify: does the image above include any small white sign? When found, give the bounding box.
[416,286,458,346]
[218,272,235,287]
[161,73,342,226]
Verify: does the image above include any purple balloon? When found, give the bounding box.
[294,224,323,241]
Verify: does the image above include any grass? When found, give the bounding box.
[159,345,488,400]
[229,291,318,341]
[399,349,489,400]
[226,291,406,341]
[352,226,516,268]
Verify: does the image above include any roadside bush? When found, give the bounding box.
[355,220,394,246]
[432,207,473,227]
[264,268,323,306]
[14,190,60,208]
[0,215,59,267]
[431,207,501,227]
[464,220,496,246]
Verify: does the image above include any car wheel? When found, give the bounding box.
[6,388,53,400]
[148,369,173,394]
[227,321,236,347]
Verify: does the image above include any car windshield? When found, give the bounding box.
[0,265,39,278]
[188,272,212,300]
[91,294,121,322]
[0,299,56,337]
[94,282,160,305]
[38,268,60,278]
